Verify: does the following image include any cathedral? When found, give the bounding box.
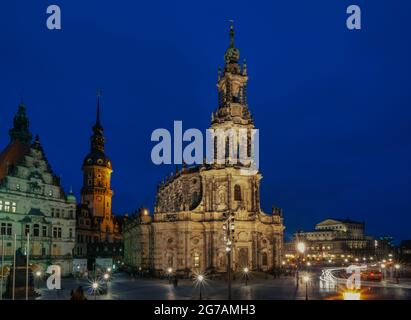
[74,96,124,270]
[0,104,76,276]
[124,25,285,275]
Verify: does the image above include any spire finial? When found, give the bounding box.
[96,88,101,127]
[229,20,235,48]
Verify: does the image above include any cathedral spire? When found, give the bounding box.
[90,92,105,153]
[229,20,235,48]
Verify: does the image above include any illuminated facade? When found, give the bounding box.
[284,218,389,261]
[74,97,124,265]
[124,25,285,275]
[0,104,76,276]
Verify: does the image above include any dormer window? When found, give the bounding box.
[48,190,53,197]
[16,184,20,191]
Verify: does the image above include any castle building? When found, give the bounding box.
[74,96,124,270]
[124,25,285,275]
[284,218,392,262]
[0,104,76,276]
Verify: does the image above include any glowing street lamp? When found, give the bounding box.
[167,267,173,284]
[92,282,99,300]
[197,274,204,300]
[107,267,112,273]
[243,267,249,286]
[303,275,310,300]
[35,271,42,289]
[395,264,400,283]
[103,273,110,281]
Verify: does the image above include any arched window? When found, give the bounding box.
[234,185,242,201]
[247,131,251,158]
[214,136,218,160]
[193,252,200,268]
[225,136,230,159]
[33,224,40,237]
[262,252,268,266]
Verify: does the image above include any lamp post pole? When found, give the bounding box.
[224,212,235,300]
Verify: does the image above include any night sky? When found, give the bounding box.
[1,1,410,242]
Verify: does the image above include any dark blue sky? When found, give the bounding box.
[1,1,410,242]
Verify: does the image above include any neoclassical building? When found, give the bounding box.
[124,25,285,275]
[0,104,76,276]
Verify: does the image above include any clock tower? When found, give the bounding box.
[81,95,113,220]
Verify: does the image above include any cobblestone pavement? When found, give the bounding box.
[34,272,411,300]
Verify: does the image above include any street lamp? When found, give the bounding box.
[92,282,99,300]
[223,212,235,300]
[35,271,41,289]
[395,264,400,283]
[103,273,110,281]
[243,267,249,286]
[303,275,310,300]
[197,274,204,300]
[107,267,112,273]
[167,267,173,284]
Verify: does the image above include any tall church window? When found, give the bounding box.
[262,252,268,266]
[225,136,230,159]
[33,224,40,237]
[193,253,200,268]
[247,131,251,158]
[214,136,218,160]
[234,185,242,201]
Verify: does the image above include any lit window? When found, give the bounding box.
[4,201,10,212]
[11,202,16,213]
[0,200,2,211]
[193,252,200,268]
[16,184,20,191]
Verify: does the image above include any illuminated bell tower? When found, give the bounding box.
[81,94,113,219]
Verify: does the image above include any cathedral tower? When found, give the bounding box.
[81,95,113,219]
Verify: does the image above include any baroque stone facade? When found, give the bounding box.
[0,104,76,276]
[124,25,285,275]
